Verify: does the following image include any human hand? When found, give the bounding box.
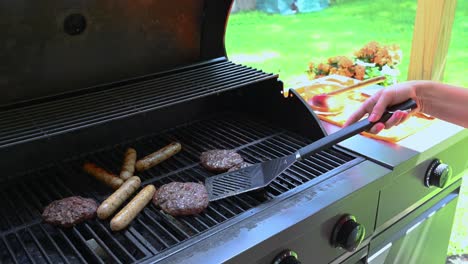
[343,82,420,134]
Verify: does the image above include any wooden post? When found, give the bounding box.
[407,0,457,81]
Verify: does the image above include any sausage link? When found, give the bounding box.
[83,162,123,190]
[110,184,156,231]
[97,176,141,220]
[135,142,182,172]
[119,148,137,180]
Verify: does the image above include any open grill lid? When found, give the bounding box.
[0,0,233,107]
[0,0,329,179]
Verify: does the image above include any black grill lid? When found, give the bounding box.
[0,0,233,106]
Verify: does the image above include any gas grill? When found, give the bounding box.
[1,1,467,263]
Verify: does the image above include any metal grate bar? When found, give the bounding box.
[192,121,251,146]
[312,154,336,170]
[2,235,18,264]
[32,102,133,130]
[124,226,159,256]
[0,192,24,230]
[0,109,22,124]
[227,117,281,138]
[12,232,36,264]
[326,149,354,163]
[140,211,181,245]
[135,74,272,113]
[0,206,13,232]
[1,236,16,264]
[0,122,39,136]
[179,124,238,150]
[36,225,71,264]
[0,111,39,139]
[317,152,343,166]
[120,64,253,104]
[56,228,89,264]
[42,108,138,134]
[134,73,271,112]
[106,61,238,101]
[24,92,123,120]
[26,229,53,263]
[283,169,309,184]
[9,185,42,223]
[69,227,105,264]
[81,225,124,264]
[206,121,263,146]
[307,157,332,172]
[133,215,172,250]
[270,181,290,193]
[230,194,260,210]
[3,190,52,263]
[145,208,191,240]
[0,131,45,149]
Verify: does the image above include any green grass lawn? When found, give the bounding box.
[225,0,467,257]
[225,0,467,87]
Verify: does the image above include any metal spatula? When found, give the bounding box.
[205,99,417,201]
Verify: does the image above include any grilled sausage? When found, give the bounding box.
[119,148,137,180]
[83,162,123,190]
[135,142,182,172]
[97,176,141,220]
[110,184,156,231]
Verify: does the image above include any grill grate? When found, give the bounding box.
[0,60,275,148]
[0,114,357,263]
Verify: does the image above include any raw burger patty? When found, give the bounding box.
[228,162,252,172]
[42,196,98,228]
[200,149,244,172]
[153,182,209,216]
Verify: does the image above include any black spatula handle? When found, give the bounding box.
[297,99,417,160]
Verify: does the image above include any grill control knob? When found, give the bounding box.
[331,214,365,252]
[425,159,452,188]
[272,250,301,264]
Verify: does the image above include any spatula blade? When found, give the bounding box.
[205,154,296,201]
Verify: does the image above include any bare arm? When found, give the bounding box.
[414,81,468,128]
[344,80,468,133]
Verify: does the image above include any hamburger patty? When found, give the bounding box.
[227,162,252,172]
[42,196,98,228]
[153,182,209,216]
[200,149,244,172]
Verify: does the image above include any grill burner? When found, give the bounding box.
[0,114,357,264]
